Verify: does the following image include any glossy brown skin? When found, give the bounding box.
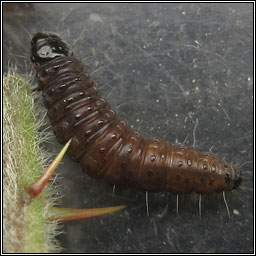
[31,33,241,194]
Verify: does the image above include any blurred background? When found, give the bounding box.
[3,2,253,253]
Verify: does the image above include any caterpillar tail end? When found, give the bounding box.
[232,176,242,190]
[231,164,242,190]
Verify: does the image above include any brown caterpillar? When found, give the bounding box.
[30,32,241,194]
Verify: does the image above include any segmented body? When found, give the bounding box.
[31,33,241,194]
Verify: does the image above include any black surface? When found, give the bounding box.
[3,3,254,253]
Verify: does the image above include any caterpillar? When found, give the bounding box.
[30,32,241,195]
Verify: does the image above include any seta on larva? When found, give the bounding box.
[30,32,241,196]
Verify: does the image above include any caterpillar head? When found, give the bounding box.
[31,32,72,65]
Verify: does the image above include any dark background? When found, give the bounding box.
[3,2,254,253]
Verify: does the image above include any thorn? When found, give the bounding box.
[48,205,126,221]
[21,139,71,205]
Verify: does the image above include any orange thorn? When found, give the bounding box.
[48,205,126,221]
[21,139,71,204]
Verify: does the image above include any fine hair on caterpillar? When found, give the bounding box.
[30,32,242,209]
